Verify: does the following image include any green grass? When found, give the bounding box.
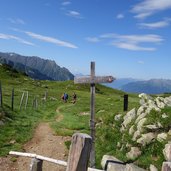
[1,64,171,170]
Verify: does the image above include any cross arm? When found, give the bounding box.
[74,76,115,84]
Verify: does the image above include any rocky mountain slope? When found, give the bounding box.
[0,52,74,81]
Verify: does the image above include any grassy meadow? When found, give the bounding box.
[2,63,170,169]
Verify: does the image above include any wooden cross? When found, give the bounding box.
[74,61,115,168]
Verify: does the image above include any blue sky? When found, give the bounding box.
[0,0,171,79]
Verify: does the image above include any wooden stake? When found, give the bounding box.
[0,81,2,107]
[25,91,28,110]
[30,158,43,171]
[19,92,25,110]
[66,133,92,171]
[11,88,14,111]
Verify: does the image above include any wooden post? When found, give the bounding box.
[19,92,25,110]
[11,88,14,111]
[74,62,115,168]
[35,98,38,110]
[32,97,36,109]
[25,91,28,110]
[124,94,128,111]
[30,158,43,171]
[90,62,96,168]
[66,133,92,171]
[0,81,2,107]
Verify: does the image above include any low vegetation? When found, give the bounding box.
[0,64,171,170]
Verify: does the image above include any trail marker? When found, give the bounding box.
[74,61,115,168]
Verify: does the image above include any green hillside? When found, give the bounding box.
[1,63,171,170]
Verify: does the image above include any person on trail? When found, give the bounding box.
[72,92,77,104]
[62,93,68,103]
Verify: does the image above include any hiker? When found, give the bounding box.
[72,92,77,104]
[62,93,68,103]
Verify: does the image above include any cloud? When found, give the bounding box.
[112,42,156,51]
[138,61,145,64]
[100,33,163,51]
[0,33,35,46]
[131,0,171,19]
[8,18,25,25]
[139,18,171,29]
[116,14,124,19]
[86,37,100,43]
[61,1,71,6]
[24,31,78,48]
[66,10,82,19]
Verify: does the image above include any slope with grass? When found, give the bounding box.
[1,63,171,170]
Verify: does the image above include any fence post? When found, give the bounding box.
[30,158,43,171]
[25,91,28,110]
[66,133,92,171]
[20,92,25,110]
[11,88,14,111]
[0,81,2,107]
[123,94,128,111]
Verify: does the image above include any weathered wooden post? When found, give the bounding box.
[30,158,43,171]
[123,94,128,111]
[66,133,92,171]
[19,92,25,110]
[25,91,28,110]
[0,81,2,107]
[74,61,115,168]
[11,88,14,111]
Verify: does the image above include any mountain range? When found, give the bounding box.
[121,79,171,94]
[0,52,74,81]
[104,78,171,94]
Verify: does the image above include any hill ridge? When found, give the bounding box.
[0,52,74,81]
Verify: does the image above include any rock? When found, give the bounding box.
[163,144,171,161]
[135,112,148,124]
[137,106,146,116]
[149,164,158,171]
[101,155,126,171]
[123,108,136,128]
[155,97,165,109]
[125,164,146,171]
[147,100,160,112]
[137,118,147,132]
[162,113,168,119]
[115,114,122,121]
[145,124,159,130]
[137,133,156,146]
[168,130,171,136]
[117,142,121,148]
[132,130,141,141]
[139,98,146,105]
[145,122,162,130]
[157,133,167,142]
[164,96,171,107]
[126,147,142,160]
[139,93,152,101]
[129,125,135,135]
[0,120,4,126]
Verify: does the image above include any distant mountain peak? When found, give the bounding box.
[0,52,74,81]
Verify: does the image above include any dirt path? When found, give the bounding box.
[0,123,71,171]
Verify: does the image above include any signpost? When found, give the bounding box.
[74,62,115,168]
